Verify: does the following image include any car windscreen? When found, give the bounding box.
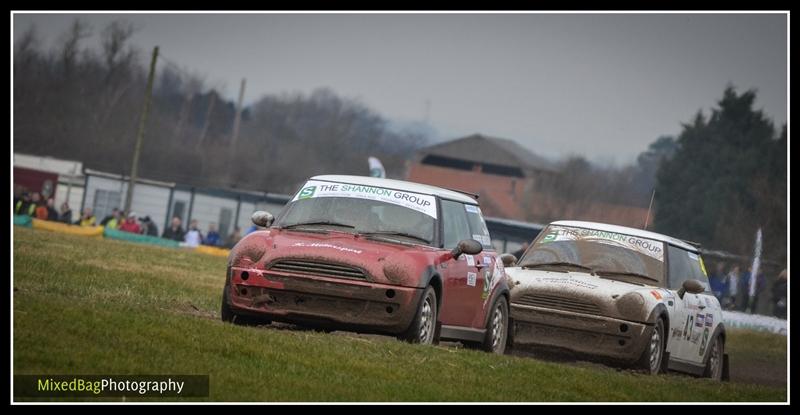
[277,180,437,244]
[518,225,665,285]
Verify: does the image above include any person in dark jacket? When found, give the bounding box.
[141,216,159,237]
[203,222,222,246]
[771,269,787,319]
[162,216,185,241]
[58,202,73,224]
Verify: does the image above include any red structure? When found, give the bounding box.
[406,134,557,220]
[13,166,59,198]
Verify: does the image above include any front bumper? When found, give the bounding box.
[227,266,423,334]
[510,303,653,362]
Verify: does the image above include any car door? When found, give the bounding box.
[665,244,708,364]
[438,199,483,327]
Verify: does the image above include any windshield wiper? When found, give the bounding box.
[359,231,430,244]
[281,221,355,230]
[593,269,659,283]
[520,262,596,273]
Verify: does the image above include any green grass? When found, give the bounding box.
[13,227,787,402]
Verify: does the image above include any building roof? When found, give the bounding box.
[14,153,83,177]
[311,175,478,204]
[551,220,699,252]
[418,134,558,173]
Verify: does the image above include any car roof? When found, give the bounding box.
[550,220,699,252]
[310,175,478,204]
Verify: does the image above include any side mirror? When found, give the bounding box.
[450,239,482,260]
[251,211,274,228]
[500,253,518,267]
[677,279,705,299]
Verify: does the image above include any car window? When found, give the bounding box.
[464,204,492,249]
[441,200,472,249]
[667,245,710,291]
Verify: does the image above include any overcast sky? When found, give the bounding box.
[13,12,788,164]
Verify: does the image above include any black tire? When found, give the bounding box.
[635,318,666,375]
[220,283,270,326]
[400,285,438,345]
[481,296,509,354]
[703,335,724,381]
[220,283,236,323]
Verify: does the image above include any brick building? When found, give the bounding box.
[406,134,649,227]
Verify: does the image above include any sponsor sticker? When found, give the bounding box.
[695,313,705,328]
[705,314,713,327]
[467,272,477,287]
[483,256,492,265]
[290,180,438,218]
[535,225,664,261]
[464,204,479,213]
[465,255,475,267]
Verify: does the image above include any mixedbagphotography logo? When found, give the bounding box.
[14,375,209,398]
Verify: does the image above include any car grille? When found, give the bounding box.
[267,259,367,280]
[515,293,601,315]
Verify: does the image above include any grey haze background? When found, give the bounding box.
[12,13,788,164]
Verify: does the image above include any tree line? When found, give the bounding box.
[14,19,786,263]
[13,20,426,195]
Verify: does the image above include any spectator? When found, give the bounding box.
[725,265,741,310]
[183,219,203,247]
[28,192,42,217]
[771,269,787,319]
[100,208,122,229]
[58,202,73,224]
[15,192,35,216]
[34,195,50,220]
[512,242,530,260]
[203,222,222,246]
[226,227,242,248]
[741,266,767,313]
[709,262,728,301]
[15,192,31,215]
[74,207,97,227]
[140,216,159,237]
[118,212,142,234]
[36,197,59,221]
[162,216,185,241]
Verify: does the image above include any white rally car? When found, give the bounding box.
[504,220,728,380]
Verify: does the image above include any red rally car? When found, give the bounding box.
[221,175,511,353]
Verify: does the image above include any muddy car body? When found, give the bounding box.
[505,221,728,379]
[222,175,511,352]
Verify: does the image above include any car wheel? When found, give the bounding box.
[636,317,666,375]
[481,296,509,354]
[220,283,236,323]
[401,285,438,345]
[704,335,724,381]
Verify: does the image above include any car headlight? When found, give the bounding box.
[616,292,645,321]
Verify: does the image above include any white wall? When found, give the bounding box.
[84,175,171,229]
[190,193,239,238]
[54,183,84,223]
